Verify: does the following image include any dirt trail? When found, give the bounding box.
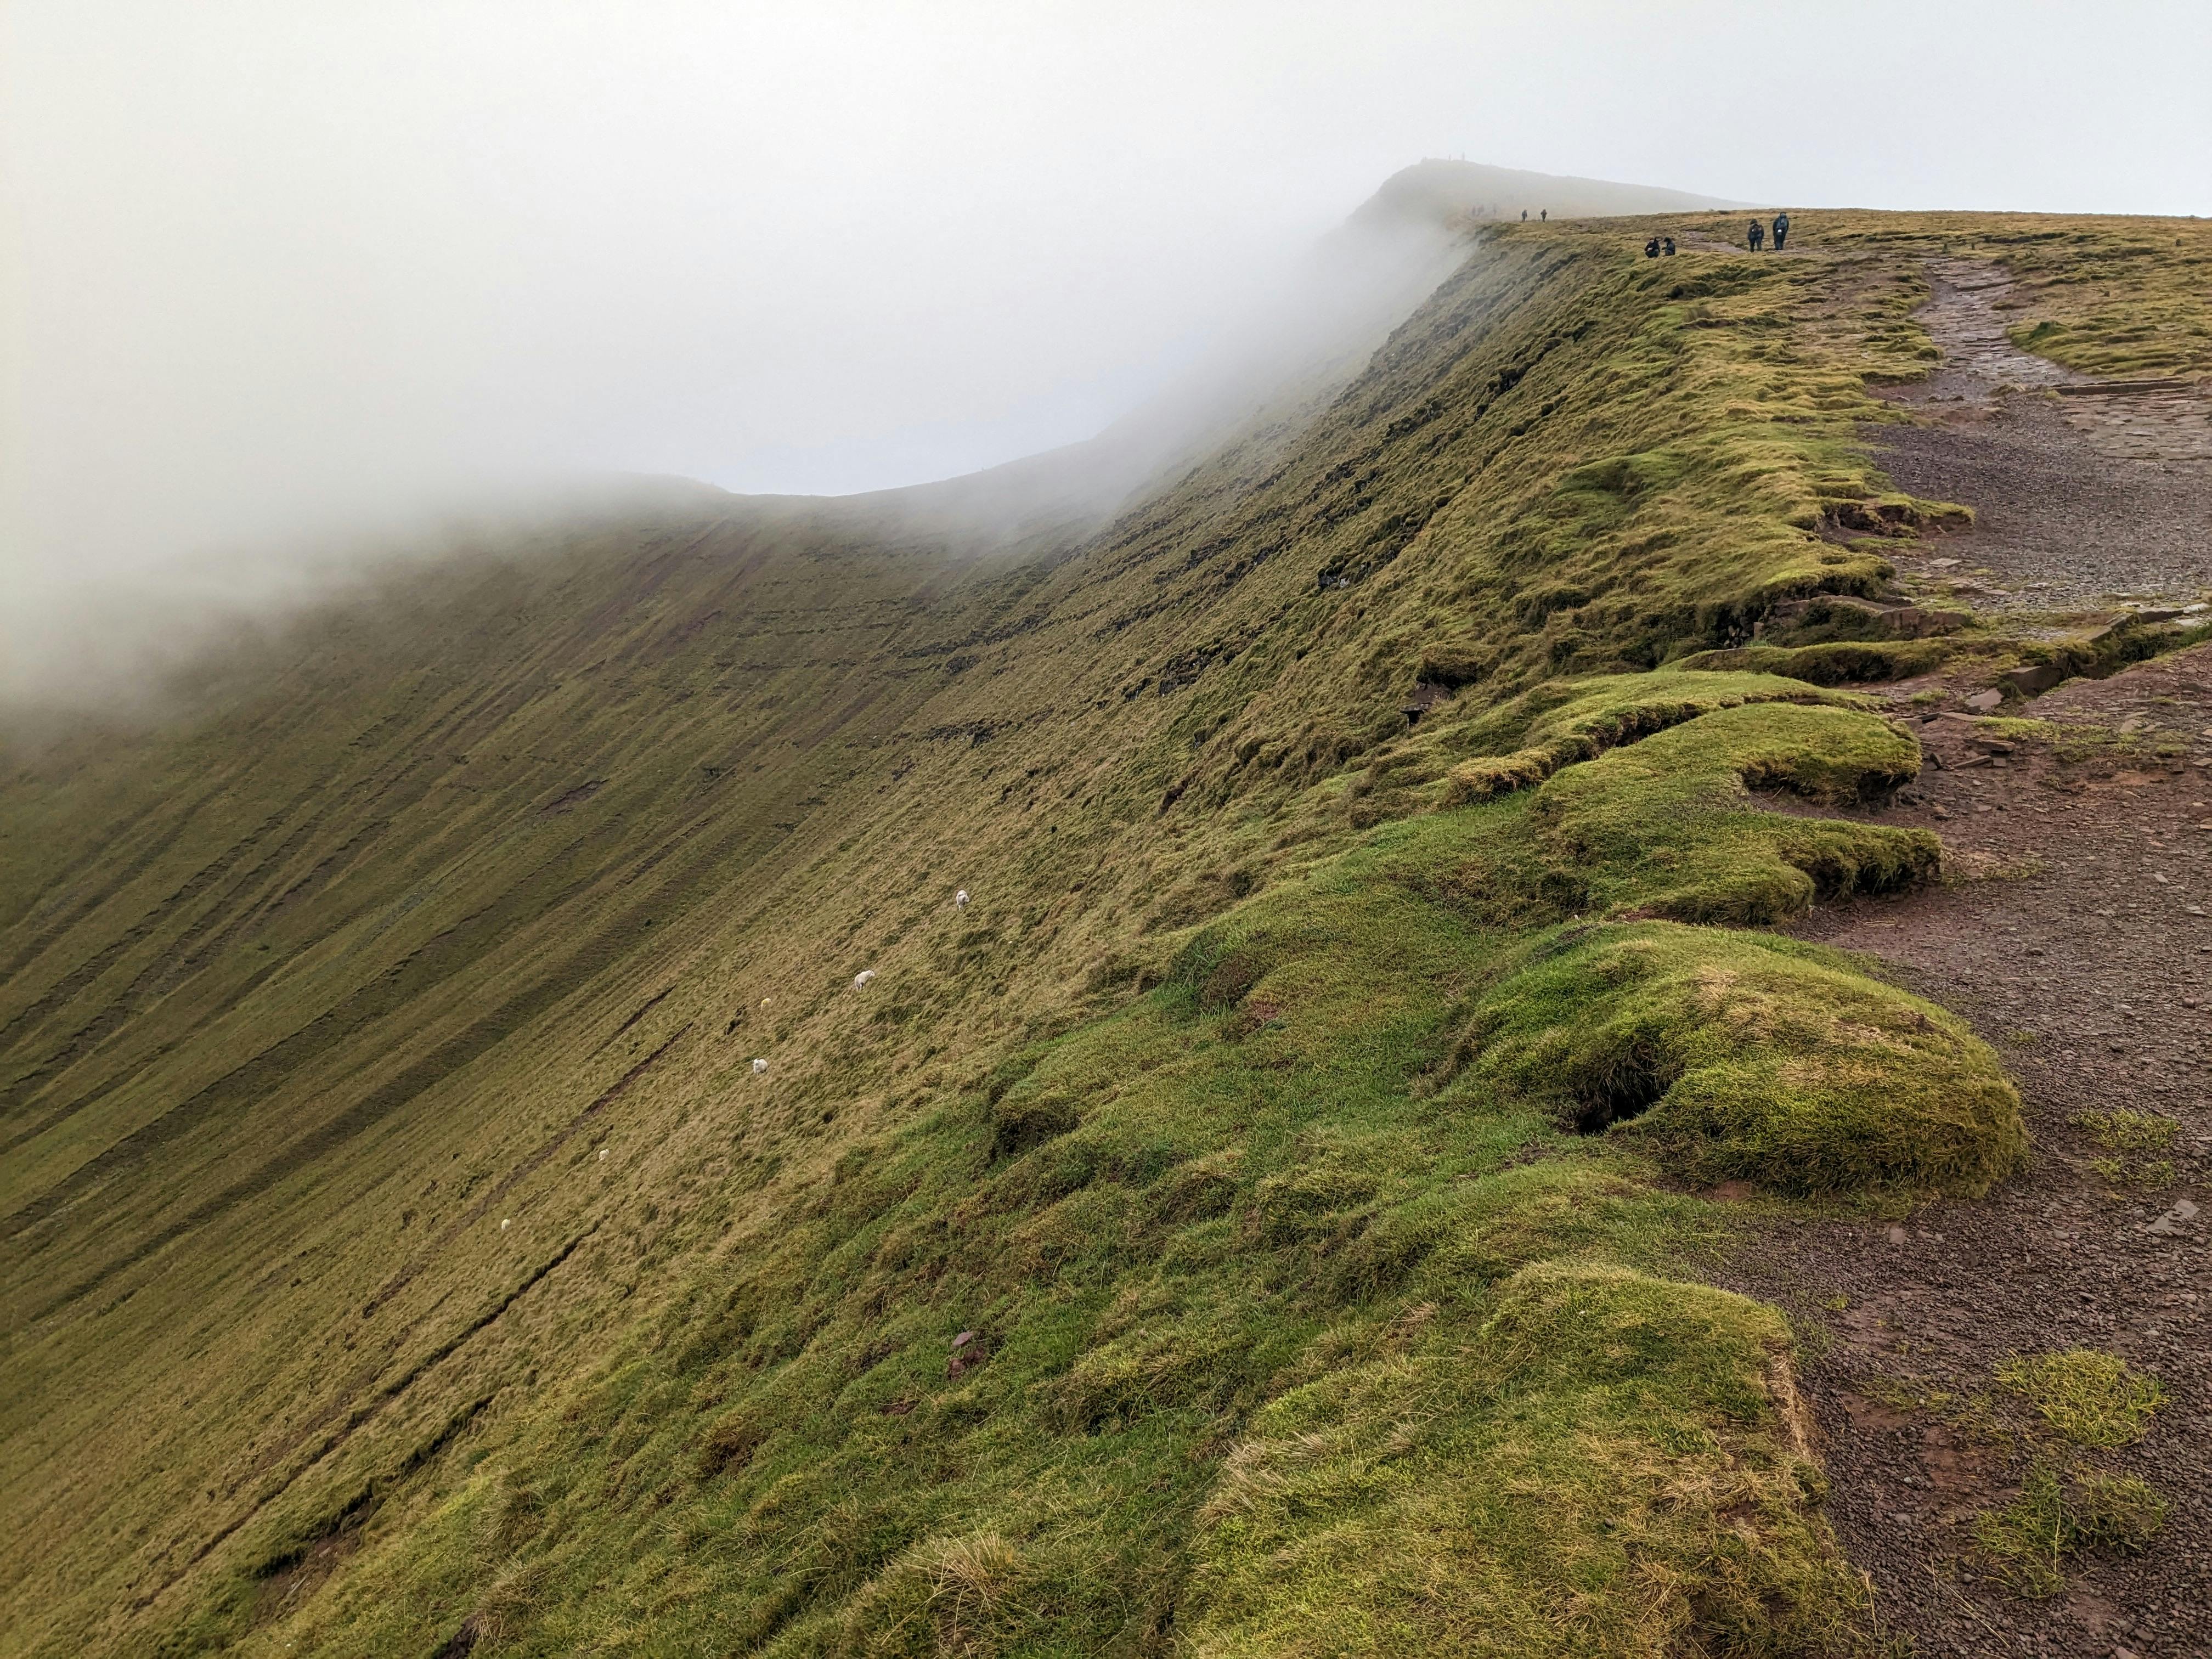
[1871,259,2212,612]
[1724,262,2212,1658]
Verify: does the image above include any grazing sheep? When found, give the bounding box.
[751,1058,769,1075]
[955,889,969,911]
[500,1218,511,1231]
[854,970,877,989]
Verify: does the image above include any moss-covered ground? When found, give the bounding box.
[3,206,2205,1656]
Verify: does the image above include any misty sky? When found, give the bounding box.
[4,0,2210,668]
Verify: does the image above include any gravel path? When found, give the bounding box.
[1869,261,2212,613]
[1723,262,2212,1658]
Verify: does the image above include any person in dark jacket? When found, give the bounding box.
[1645,236,1661,258]
[1772,212,1790,250]
[1747,218,1765,251]
[1663,237,1676,256]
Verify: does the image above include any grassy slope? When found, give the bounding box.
[1,210,2203,1657]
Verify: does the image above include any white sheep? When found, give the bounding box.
[751,1057,769,1076]
[854,969,877,989]
[955,889,970,911]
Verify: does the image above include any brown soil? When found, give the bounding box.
[1723,263,2212,1658]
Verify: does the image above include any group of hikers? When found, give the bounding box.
[1639,213,1792,258]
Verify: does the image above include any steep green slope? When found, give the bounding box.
[3,207,2204,1657]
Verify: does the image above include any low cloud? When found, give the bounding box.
[5,2,2204,712]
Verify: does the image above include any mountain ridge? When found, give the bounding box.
[4,190,2209,1656]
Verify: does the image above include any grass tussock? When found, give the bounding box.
[1996,1349,2164,1448]
[2072,1109,2179,1155]
[1971,1464,2168,1597]
[1526,702,1936,924]
[1441,669,1859,803]
[1671,640,1949,687]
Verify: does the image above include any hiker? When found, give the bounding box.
[1663,236,1676,256]
[1539,208,1547,221]
[1747,218,1765,251]
[1645,236,1661,258]
[1520,208,1527,221]
[1772,211,1790,250]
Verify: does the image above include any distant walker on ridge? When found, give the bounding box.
[1772,211,1790,250]
[1747,217,1765,251]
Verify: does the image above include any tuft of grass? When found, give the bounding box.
[1971,1464,2168,1597]
[836,1531,1040,1657]
[1996,1350,2163,1447]
[2073,1109,2179,1155]
[1459,922,2025,1197]
[2090,1156,2175,1192]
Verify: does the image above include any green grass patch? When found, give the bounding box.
[1527,702,1936,924]
[1971,1464,2168,1597]
[1996,1350,2164,1447]
[1671,640,1950,687]
[2073,1109,2179,1155]
[1185,1263,1871,1658]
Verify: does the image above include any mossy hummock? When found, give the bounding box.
[1458,922,2025,1197]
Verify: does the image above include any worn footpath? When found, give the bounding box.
[1726,258,2212,1659]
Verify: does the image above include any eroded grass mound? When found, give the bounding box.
[1672,640,1949,688]
[1442,670,1859,803]
[1186,1263,1867,1658]
[1456,922,2025,1197]
[1529,701,1937,924]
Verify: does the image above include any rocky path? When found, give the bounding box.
[1724,262,2212,1658]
